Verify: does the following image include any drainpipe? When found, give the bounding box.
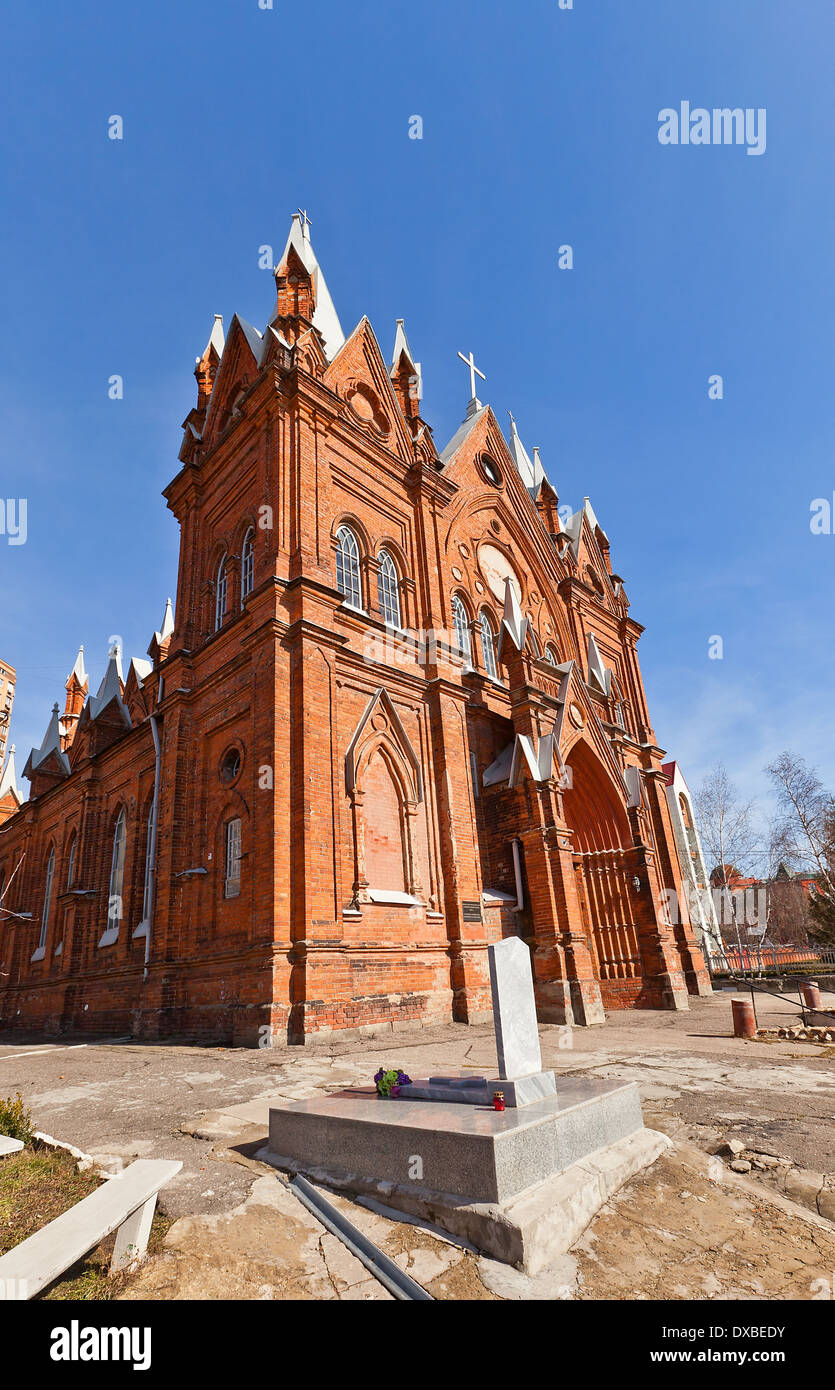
[511,838,524,912]
[144,676,163,983]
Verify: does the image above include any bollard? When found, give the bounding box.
[732,997,757,1040]
[801,981,822,1010]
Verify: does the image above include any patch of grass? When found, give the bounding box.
[0,1143,171,1300]
[0,1092,35,1145]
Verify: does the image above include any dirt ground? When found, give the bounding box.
[2,983,834,1300]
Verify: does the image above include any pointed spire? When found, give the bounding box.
[148,597,175,665]
[501,575,529,652]
[89,641,129,722]
[194,314,225,408]
[62,644,89,748]
[587,633,612,695]
[531,446,547,492]
[506,414,548,498]
[68,644,88,688]
[273,213,345,361]
[156,597,174,644]
[25,703,70,777]
[0,745,21,806]
[390,319,422,420]
[203,313,225,360]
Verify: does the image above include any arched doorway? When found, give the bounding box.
[561,740,644,1004]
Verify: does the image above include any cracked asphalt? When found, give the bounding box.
[0,984,833,1225]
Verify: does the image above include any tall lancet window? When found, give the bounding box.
[336,526,362,609]
[66,834,76,890]
[106,809,126,933]
[452,595,471,665]
[241,528,255,607]
[141,804,155,922]
[377,550,401,628]
[479,612,498,680]
[215,554,228,631]
[38,848,55,951]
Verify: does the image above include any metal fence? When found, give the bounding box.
[707,944,835,975]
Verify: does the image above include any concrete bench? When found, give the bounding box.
[0,1136,24,1157]
[0,1158,182,1300]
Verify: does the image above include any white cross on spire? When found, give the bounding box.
[296,208,312,239]
[457,349,486,413]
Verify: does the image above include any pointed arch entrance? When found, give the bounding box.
[561,739,644,1001]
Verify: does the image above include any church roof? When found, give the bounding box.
[233,315,265,365]
[439,403,489,466]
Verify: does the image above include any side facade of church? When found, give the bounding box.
[0,217,711,1043]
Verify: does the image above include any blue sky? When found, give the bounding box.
[2,0,833,824]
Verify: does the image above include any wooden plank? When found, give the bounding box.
[0,1158,181,1299]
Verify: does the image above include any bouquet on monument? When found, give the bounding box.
[374,1067,412,1098]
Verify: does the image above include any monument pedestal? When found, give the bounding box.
[261,938,668,1271]
[262,1078,670,1272]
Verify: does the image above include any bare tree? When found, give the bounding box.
[767,752,835,946]
[695,764,760,953]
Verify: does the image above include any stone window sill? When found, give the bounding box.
[97,926,119,949]
[366,889,420,906]
[132,920,149,940]
[30,945,46,963]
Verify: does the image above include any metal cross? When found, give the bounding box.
[457,349,486,401]
[297,208,312,235]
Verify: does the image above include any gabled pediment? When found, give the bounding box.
[551,660,630,799]
[123,658,153,723]
[324,317,416,463]
[345,687,422,803]
[201,314,264,448]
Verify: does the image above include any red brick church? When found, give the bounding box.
[0,215,710,1043]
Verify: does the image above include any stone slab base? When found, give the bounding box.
[258,1125,670,1273]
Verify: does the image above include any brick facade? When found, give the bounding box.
[0,217,710,1044]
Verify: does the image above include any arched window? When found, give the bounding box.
[215,554,228,631]
[336,526,362,609]
[679,794,694,830]
[65,834,76,891]
[106,809,127,933]
[240,528,255,606]
[479,612,498,680]
[141,804,155,922]
[451,595,472,665]
[38,848,55,951]
[545,645,559,666]
[225,817,242,898]
[528,623,541,658]
[377,550,401,628]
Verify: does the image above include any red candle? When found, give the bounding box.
[493,1091,505,1112]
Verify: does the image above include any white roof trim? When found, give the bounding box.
[0,745,21,803]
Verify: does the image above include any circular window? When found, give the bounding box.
[479,454,502,487]
[220,747,242,785]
